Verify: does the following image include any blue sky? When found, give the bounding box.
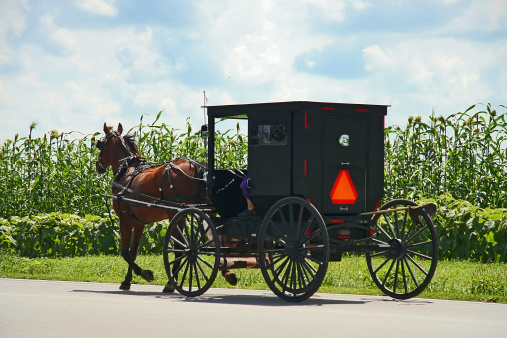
[0,0,506,141]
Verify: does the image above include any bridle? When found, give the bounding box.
[96,131,140,173]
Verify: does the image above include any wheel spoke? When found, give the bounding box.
[304,227,322,242]
[407,249,433,261]
[377,217,393,240]
[271,256,290,284]
[368,250,389,258]
[406,252,429,275]
[393,260,400,293]
[394,210,400,238]
[374,256,391,274]
[300,257,317,279]
[167,253,186,266]
[400,209,409,237]
[403,257,420,288]
[263,231,287,248]
[196,254,214,270]
[381,259,396,288]
[172,256,188,276]
[406,240,433,250]
[383,213,396,239]
[405,226,428,245]
[371,238,389,245]
[265,253,287,271]
[169,236,187,250]
[295,204,305,242]
[296,262,308,293]
[175,224,189,246]
[402,219,416,242]
[401,259,408,294]
[192,262,201,290]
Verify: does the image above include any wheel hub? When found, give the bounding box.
[286,243,297,259]
[186,245,198,261]
[388,238,406,260]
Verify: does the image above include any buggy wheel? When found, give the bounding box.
[258,197,329,302]
[163,208,220,297]
[366,199,438,299]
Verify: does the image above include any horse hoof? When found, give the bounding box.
[222,271,238,286]
[119,282,131,290]
[142,269,155,282]
[162,283,175,293]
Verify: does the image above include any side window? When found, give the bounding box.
[251,124,287,146]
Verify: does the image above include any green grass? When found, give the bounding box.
[1,251,505,303]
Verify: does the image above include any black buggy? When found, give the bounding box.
[162,101,438,302]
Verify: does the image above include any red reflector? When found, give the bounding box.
[322,107,335,111]
[331,220,344,224]
[330,170,358,204]
[338,235,351,239]
[304,160,307,176]
[356,108,368,112]
[305,113,308,130]
[374,199,382,211]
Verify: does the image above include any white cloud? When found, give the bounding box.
[75,0,117,17]
[446,0,507,33]
[0,0,28,38]
[40,15,78,53]
[0,0,28,66]
[306,0,347,22]
[0,0,505,142]
[225,31,281,85]
[363,44,392,70]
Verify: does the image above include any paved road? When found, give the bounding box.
[1,278,506,337]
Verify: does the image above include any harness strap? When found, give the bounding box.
[160,163,180,201]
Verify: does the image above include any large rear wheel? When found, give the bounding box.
[163,208,220,297]
[258,197,329,302]
[366,199,438,299]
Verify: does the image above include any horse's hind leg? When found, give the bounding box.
[131,223,154,282]
[119,220,153,290]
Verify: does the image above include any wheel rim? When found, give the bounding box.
[258,197,329,302]
[163,208,220,297]
[366,199,438,299]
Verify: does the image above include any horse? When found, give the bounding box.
[95,122,237,292]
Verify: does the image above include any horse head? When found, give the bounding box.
[95,123,138,174]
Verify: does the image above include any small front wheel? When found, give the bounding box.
[366,199,438,299]
[258,197,329,302]
[163,208,220,297]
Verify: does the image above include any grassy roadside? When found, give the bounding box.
[1,251,506,303]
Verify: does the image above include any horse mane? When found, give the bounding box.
[123,134,140,156]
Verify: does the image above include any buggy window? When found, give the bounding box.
[251,124,287,146]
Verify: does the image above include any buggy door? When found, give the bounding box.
[322,114,367,214]
[248,112,292,216]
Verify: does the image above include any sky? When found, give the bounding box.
[0,0,506,142]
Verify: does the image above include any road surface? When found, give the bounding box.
[1,278,506,337]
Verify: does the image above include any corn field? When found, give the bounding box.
[0,112,247,219]
[384,103,507,208]
[0,103,505,220]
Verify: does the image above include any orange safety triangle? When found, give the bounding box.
[330,170,358,204]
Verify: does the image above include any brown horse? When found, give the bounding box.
[95,123,211,292]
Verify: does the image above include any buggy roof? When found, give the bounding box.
[206,101,390,119]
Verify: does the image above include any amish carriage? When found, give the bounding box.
[97,101,438,302]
